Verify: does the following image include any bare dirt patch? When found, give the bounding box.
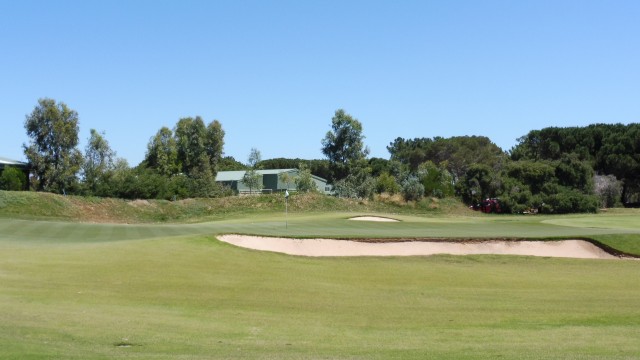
[128,199,152,207]
[349,216,399,222]
[218,235,620,259]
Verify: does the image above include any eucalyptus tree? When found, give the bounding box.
[205,120,225,177]
[83,129,115,194]
[145,127,179,176]
[23,98,83,193]
[175,116,208,176]
[321,109,369,182]
[242,148,262,194]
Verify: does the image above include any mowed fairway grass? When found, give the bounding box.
[1,210,640,359]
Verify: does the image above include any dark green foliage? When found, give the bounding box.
[456,164,498,205]
[555,154,594,192]
[542,187,599,214]
[139,116,226,199]
[83,159,230,200]
[388,135,506,179]
[368,157,391,177]
[146,116,224,178]
[218,156,247,171]
[375,172,401,195]
[417,161,454,198]
[0,167,27,191]
[503,160,555,194]
[512,123,640,203]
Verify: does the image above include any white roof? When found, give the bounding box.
[216,169,297,182]
[216,169,327,182]
[0,156,27,166]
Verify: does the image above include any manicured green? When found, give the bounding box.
[1,191,640,358]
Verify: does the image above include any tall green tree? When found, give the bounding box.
[83,129,115,195]
[145,127,178,176]
[23,98,83,193]
[205,120,225,177]
[175,116,208,176]
[321,109,369,181]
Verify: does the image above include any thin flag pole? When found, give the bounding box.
[285,190,289,229]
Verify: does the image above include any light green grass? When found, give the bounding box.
[1,234,639,359]
[2,209,640,253]
[1,197,640,358]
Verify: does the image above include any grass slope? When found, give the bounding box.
[0,190,470,223]
[3,206,640,254]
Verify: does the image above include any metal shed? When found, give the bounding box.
[216,169,330,194]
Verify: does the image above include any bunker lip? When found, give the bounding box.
[218,235,628,260]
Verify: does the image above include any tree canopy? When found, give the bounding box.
[82,129,116,195]
[321,109,369,181]
[17,97,638,212]
[23,98,83,193]
[387,135,506,179]
[511,124,640,203]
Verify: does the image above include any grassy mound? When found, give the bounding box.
[0,190,471,223]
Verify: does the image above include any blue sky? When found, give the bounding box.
[1,0,639,166]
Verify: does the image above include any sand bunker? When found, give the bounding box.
[218,235,620,259]
[349,216,399,222]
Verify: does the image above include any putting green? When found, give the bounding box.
[542,213,640,231]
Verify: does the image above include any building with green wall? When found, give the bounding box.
[216,169,330,194]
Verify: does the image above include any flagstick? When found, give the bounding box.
[284,190,289,229]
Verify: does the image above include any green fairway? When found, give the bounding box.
[1,209,640,359]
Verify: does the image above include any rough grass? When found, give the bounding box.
[0,190,473,224]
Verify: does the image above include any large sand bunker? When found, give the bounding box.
[218,235,620,259]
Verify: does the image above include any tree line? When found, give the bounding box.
[18,98,229,199]
[7,98,639,213]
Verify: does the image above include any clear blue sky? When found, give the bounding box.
[1,0,639,166]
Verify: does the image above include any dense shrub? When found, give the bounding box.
[542,188,599,214]
[375,172,401,195]
[401,176,425,202]
[0,167,27,191]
